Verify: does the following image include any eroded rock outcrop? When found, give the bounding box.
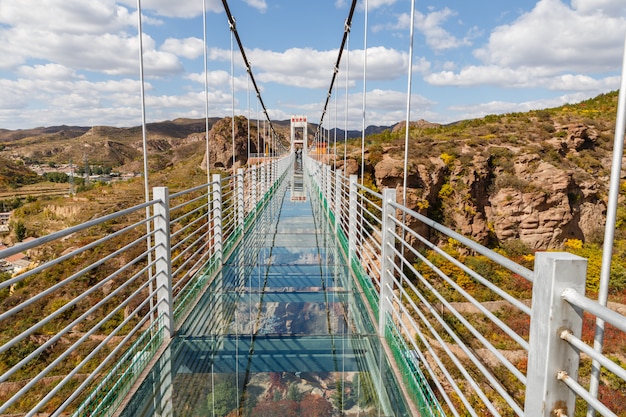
[200,116,259,170]
[360,143,607,250]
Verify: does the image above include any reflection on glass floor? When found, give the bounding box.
[120,163,411,417]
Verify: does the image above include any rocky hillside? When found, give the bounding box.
[339,91,625,250]
[0,156,40,187]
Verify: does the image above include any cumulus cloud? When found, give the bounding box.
[161,37,205,59]
[0,0,140,34]
[414,7,472,51]
[426,0,625,100]
[122,0,223,18]
[243,0,268,13]
[17,64,82,81]
[474,0,625,73]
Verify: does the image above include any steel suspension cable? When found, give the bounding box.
[344,29,350,170]
[399,0,417,323]
[360,0,368,186]
[135,0,155,325]
[314,0,358,141]
[587,29,626,417]
[203,0,210,181]
[230,27,236,171]
[221,0,281,146]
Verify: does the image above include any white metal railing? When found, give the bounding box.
[305,154,626,417]
[0,155,292,417]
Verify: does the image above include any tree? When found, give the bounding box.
[299,393,333,417]
[14,221,26,242]
[207,375,238,417]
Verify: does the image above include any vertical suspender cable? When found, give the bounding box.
[203,0,212,256]
[402,0,416,211]
[136,0,154,325]
[587,30,626,417]
[247,74,251,162]
[203,0,210,182]
[360,0,368,186]
[399,0,417,317]
[230,25,236,172]
[344,29,350,169]
[334,83,338,171]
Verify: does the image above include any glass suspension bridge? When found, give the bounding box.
[1,0,626,416]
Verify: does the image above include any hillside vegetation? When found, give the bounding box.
[1,91,625,416]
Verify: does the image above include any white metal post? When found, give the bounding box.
[260,162,266,198]
[525,252,587,416]
[348,175,358,261]
[325,165,332,215]
[153,187,174,338]
[335,169,342,233]
[237,168,244,231]
[212,174,223,262]
[251,165,257,214]
[379,188,396,336]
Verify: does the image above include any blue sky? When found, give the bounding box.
[0,0,625,130]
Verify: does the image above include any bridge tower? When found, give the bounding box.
[290,115,307,156]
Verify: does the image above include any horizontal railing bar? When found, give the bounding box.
[560,330,626,382]
[169,181,213,199]
[388,291,464,417]
[397,230,530,351]
[0,230,154,324]
[396,219,532,316]
[387,255,526,415]
[390,245,528,385]
[0,271,156,414]
[0,215,156,290]
[0,259,155,382]
[562,288,626,332]
[52,303,157,417]
[390,200,534,282]
[0,199,157,260]
[170,192,210,212]
[557,371,617,417]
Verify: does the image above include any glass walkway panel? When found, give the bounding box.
[120,163,411,416]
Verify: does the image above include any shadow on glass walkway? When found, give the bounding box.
[120,162,411,417]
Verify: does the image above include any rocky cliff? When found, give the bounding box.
[339,93,625,250]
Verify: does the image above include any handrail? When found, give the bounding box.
[304,154,626,417]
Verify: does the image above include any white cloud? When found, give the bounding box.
[446,92,600,123]
[474,0,626,73]
[17,64,82,81]
[120,0,223,18]
[161,37,205,59]
[367,0,397,10]
[571,0,626,15]
[0,0,139,34]
[0,1,182,77]
[243,0,268,13]
[414,7,472,51]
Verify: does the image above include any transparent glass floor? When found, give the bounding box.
[120,164,411,417]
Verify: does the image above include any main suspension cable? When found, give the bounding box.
[314,0,359,141]
[221,0,281,147]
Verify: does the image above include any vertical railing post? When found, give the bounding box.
[325,165,332,215]
[348,175,358,262]
[379,188,396,336]
[153,186,174,338]
[335,169,343,233]
[524,252,587,416]
[237,168,244,232]
[212,174,223,262]
[260,162,266,199]
[251,165,257,214]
